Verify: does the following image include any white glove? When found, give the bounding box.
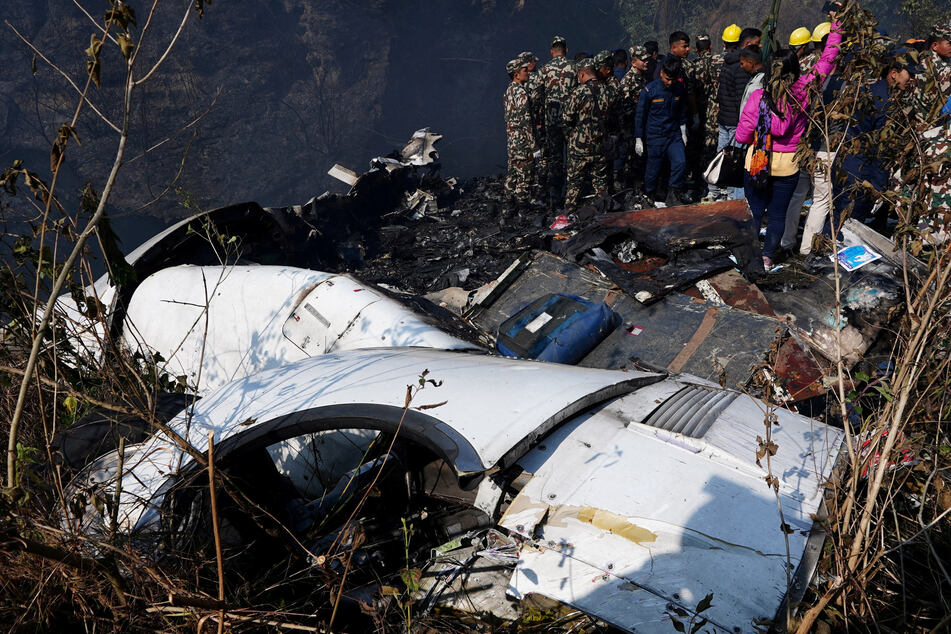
[680,124,688,145]
[691,114,700,130]
[635,138,644,156]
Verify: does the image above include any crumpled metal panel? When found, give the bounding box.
[501,386,844,632]
[400,127,443,166]
[553,199,759,304]
[123,265,478,395]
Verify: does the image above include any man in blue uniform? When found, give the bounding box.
[635,56,689,207]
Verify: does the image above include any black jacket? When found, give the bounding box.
[716,49,751,127]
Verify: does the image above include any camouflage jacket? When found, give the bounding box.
[710,52,725,80]
[800,49,821,76]
[922,119,951,211]
[525,70,546,137]
[600,74,621,132]
[681,56,699,101]
[563,78,604,156]
[912,52,951,126]
[504,81,537,159]
[619,68,648,131]
[693,53,717,104]
[542,56,578,105]
[706,52,726,125]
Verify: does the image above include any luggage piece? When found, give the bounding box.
[497,293,619,365]
[704,145,746,188]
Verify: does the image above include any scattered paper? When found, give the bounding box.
[833,244,881,272]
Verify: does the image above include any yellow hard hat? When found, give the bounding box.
[722,24,741,43]
[812,22,831,42]
[789,27,812,47]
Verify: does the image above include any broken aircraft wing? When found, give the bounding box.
[84,348,661,535]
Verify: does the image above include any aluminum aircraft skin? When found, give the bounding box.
[57,213,844,633]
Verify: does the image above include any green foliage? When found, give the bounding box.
[616,0,660,44]
[393,516,420,631]
[15,442,38,469]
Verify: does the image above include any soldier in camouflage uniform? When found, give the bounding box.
[563,58,608,210]
[913,24,951,127]
[693,34,720,170]
[518,52,545,139]
[906,99,951,242]
[595,50,622,190]
[519,51,546,201]
[541,35,578,208]
[503,58,537,217]
[618,45,651,189]
[705,25,738,133]
[595,50,621,118]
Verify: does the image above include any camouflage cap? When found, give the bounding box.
[574,57,595,72]
[696,33,711,42]
[506,58,527,74]
[551,35,567,47]
[594,50,612,67]
[932,24,951,41]
[629,44,650,62]
[518,50,538,64]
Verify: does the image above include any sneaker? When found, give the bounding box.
[654,200,667,208]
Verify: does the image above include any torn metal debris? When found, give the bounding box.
[553,199,759,304]
[47,129,914,633]
[64,349,842,633]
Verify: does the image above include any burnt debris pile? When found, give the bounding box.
[30,128,924,634]
[141,129,909,407]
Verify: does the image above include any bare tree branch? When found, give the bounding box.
[5,20,121,134]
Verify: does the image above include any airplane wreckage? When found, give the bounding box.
[49,130,918,632]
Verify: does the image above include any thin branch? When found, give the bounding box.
[207,431,226,634]
[5,21,121,134]
[125,86,221,165]
[70,0,120,46]
[134,2,192,86]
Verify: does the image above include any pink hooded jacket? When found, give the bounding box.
[735,22,843,153]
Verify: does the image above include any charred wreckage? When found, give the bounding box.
[48,130,914,632]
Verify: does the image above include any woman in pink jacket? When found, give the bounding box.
[736,19,843,268]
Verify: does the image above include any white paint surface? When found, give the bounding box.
[501,387,843,633]
[122,265,478,394]
[94,348,656,533]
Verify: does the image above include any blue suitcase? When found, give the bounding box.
[497,293,619,365]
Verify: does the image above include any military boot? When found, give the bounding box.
[665,188,687,207]
[547,185,563,212]
[514,201,529,225]
[499,199,516,228]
